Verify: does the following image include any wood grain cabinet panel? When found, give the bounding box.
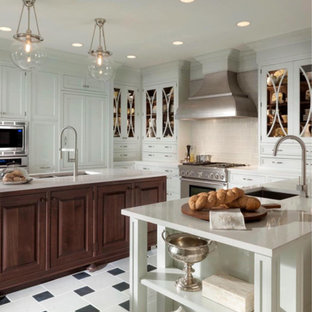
[97,183,132,260]
[134,178,166,246]
[0,193,46,281]
[50,187,93,268]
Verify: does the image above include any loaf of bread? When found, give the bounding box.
[3,170,26,183]
[188,187,260,211]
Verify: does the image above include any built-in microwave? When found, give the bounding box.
[0,121,28,156]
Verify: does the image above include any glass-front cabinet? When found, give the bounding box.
[261,63,292,141]
[295,60,312,138]
[113,85,140,162]
[260,59,312,142]
[144,83,176,141]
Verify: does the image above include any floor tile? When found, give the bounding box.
[0,296,10,305]
[40,292,89,312]
[112,282,129,292]
[110,258,129,271]
[103,306,128,312]
[117,271,129,283]
[82,271,122,291]
[33,291,54,302]
[108,268,125,276]
[0,297,43,312]
[88,264,115,276]
[74,286,95,296]
[147,264,157,272]
[7,285,46,302]
[83,287,128,310]
[147,254,157,267]
[42,275,85,296]
[119,300,130,311]
[73,272,91,280]
[75,304,99,312]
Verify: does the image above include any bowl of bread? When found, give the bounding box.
[1,167,32,185]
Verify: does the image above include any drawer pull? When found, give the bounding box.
[277,161,283,164]
[148,145,153,148]
[165,170,171,173]
[148,154,153,156]
[143,168,149,170]
[164,146,170,149]
[164,155,169,158]
[40,166,51,169]
[124,154,128,157]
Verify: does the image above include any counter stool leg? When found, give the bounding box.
[254,253,280,312]
[129,218,147,312]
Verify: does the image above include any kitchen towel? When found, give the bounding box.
[210,209,246,230]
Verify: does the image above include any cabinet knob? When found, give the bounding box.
[40,197,46,203]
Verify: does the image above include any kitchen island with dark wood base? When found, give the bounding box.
[0,169,166,294]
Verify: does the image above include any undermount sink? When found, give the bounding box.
[30,171,91,179]
[245,188,298,200]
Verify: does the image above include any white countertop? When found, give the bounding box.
[0,168,166,194]
[122,179,312,257]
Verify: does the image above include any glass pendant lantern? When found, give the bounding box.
[11,0,46,71]
[88,18,114,81]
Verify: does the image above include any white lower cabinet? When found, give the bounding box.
[61,93,107,169]
[113,140,140,161]
[29,121,57,173]
[229,173,266,188]
[135,161,180,200]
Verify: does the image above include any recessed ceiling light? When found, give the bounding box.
[72,42,83,47]
[172,41,184,46]
[180,0,195,3]
[0,26,12,32]
[127,55,136,59]
[236,21,251,27]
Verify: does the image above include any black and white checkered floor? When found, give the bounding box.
[0,250,157,312]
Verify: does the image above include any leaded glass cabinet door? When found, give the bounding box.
[126,89,136,138]
[145,88,157,138]
[261,63,292,141]
[294,60,312,138]
[161,86,175,139]
[113,88,121,138]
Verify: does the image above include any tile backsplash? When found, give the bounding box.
[188,117,258,165]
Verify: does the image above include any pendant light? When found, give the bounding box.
[88,18,114,81]
[11,0,46,71]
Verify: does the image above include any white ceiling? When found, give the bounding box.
[0,0,310,68]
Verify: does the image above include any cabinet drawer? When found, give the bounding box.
[230,174,266,186]
[114,151,138,161]
[260,144,302,157]
[143,152,176,162]
[260,157,301,170]
[114,142,138,152]
[63,74,85,90]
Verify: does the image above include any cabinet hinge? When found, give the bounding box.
[24,72,27,77]
[260,102,262,108]
[260,69,262,74]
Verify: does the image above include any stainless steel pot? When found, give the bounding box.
[196,154,212,163]
[162,231,215,292]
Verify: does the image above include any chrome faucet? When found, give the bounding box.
[273,135,308,197]
[59,126,78,177]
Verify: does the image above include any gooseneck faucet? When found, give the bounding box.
[59,126,78,177]
[273,135,308,197]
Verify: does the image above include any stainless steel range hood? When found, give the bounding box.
[176,71,257,120]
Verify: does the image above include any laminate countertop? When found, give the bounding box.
[122,179,312,257]
[0,168,166,194]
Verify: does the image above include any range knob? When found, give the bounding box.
[215,173,219,180]
[198,172,203,178]
[210,173,214,179]
[220,174,225,180]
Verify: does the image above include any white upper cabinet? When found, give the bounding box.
[62,93,85,168]
[62,92,107,169]
[0,66,26,120]
[29,121,57,173]
[85,95,106,166]
[260,58,312,143]
[63,74,106,93]
[32,71,59,120]
[143,82,177,141]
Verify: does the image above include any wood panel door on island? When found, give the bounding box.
[134,178,166,246]
[0,193,46,283]
[96,183,133,261]
[50,187,93,268]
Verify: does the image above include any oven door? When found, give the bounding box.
[181,178,228,198]
[0,124,26,154]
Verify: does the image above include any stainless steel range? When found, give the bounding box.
[179,162,246,198]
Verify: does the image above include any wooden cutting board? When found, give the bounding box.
[181,203,268,222]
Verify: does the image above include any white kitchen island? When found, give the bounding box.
[122,180,312,312]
